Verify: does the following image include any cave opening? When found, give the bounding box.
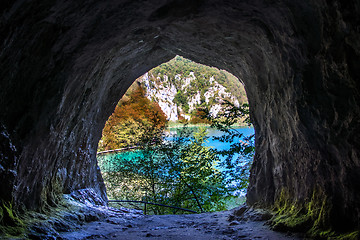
[96,56,254,214]
[1,0,359,238]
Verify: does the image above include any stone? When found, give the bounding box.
[232,205,248,217]
[228,205,273,222]
[229,221,240,226]
[27,188,142,239]
[0,0,359,235]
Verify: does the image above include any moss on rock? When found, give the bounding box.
[0,201,25,238]
[270,187,359,239]
[39,176,65,214]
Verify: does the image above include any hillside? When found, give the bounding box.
[98,83,167,151]
[98,57,248,151]
[137,56,247,122]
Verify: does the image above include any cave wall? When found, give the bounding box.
[0,0,359,232]
[246,1,360,231]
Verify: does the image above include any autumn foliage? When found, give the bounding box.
[189,108,212,124]
[98,83,167,151]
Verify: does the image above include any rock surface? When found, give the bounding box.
[0,0,359,235]
[27,192,298,240]
[26,188,143,239]
[138,59,244,122]
[140,72,180,121]
[59,205,301,240]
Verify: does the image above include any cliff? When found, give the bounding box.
[138,56,247,122]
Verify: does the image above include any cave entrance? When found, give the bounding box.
[96,56,254,214]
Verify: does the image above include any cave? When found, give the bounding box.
[0,0,359,237]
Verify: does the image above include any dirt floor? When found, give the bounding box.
[60,208,303,240]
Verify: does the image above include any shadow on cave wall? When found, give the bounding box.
[0,0,359,236]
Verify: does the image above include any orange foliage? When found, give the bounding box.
[99,85,167,151]
[190,108,211,124]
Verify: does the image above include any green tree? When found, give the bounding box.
[207,100,255,193]
[154,127,228,213]
[100,127,229,214]
[174,91,184,103]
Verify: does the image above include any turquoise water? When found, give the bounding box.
[98,126,254,170]
[98,126,255,198]
[169,126,255,151]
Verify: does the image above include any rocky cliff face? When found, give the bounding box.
[140,73,179,121]
[0,0,359,235]
[138,70,242,121]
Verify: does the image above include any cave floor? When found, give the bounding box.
[59,209,302,240]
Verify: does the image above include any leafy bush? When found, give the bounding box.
[98,83,167,152]
[207,100,255,193]
[100,127,229,214]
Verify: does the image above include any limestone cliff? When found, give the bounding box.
[138,64,245,122]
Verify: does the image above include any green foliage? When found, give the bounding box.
[99,57,253,214]
[100,127,230,214]
[173,91,186,105]
[99,94,254,214]
[173,91,189,113]
[162,127,228,212]
[148,55,248,121]
[206,100,255,193]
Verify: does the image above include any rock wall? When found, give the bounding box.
[140,73,180,121]
[0,0,359,233]
[139,70,241,121]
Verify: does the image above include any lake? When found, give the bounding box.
[167,126,254,151]
[98,126,254,201]
[98,126,254,173]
